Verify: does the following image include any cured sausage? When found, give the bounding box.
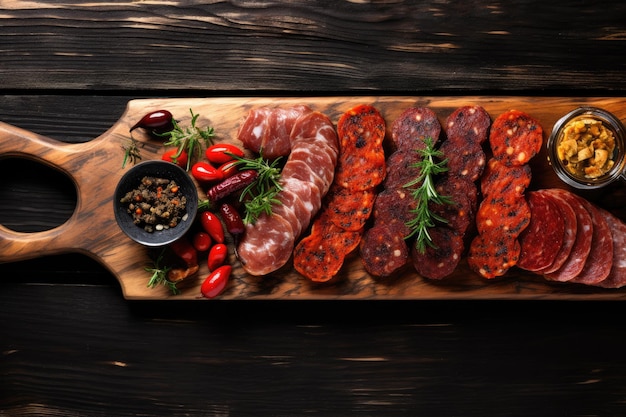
[236,107,339,276]
[489,110,543,167]
[295,104,386,282]
[535,190,577,275]
[596,208,626,288]
[412,226,464,280]
[391,107,441,151]
[360,107,440,278]
[467,231,521,279]
[543,189,593,282]
[517,191,565,272]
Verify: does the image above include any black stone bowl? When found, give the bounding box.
[113,160,198,247]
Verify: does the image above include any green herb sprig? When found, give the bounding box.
[145,249,179,295]
[161,109,215,171]
[404,137,452,254]
[231,153,283,225]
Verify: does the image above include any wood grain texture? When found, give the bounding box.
[2,0,626,92]
[2,95,626,300]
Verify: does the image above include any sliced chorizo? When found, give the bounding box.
[489,109,543,167]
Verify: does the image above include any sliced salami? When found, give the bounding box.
[445,105,491,145]
[468,231,521,279]
[490,110,543,167]
[535,189,577,275]
[391,107,441,151]
[480,159,532,200]
[517,191,565,272]
[568,196,613,285]
[439,139,486,182]
[360,224,409,277]
[412,227,464,280]
[595,208,626,288]
[372,187,416,239]
[543,189,593,282]
[383,149,423,189]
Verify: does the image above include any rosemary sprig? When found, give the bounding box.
[231,153,283,225]
[145,249,179,295]
[161,108,215,171]
[404,137,452,254]
[121,137,143,168]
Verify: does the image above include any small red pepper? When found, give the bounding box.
[162,149,188,168]
[130,109,174,135]
[207,169,258,202]
[169,236,198,267]
[200,211,225,244]
[217,160,240,179]
[207,243,228,271]
[201,265,232,298]
[219,203,245,243]
[191,161,224,183]
[192,231,212,252]
[205,143,245,165]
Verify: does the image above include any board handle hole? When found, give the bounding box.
[0,157,77,232]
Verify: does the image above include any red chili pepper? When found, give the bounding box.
[207,169,258,202]
[217,160,240,179]
[201,265,232,298]
[130,109,174,135]
[207,243,228,271]
[200,211,225,243]
[169,236,197,267]
[205,143,245,165]
[192,231,212,252]
[191,161,223,183]
[162,149,188,168]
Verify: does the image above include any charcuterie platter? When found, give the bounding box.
[2,96,626,300]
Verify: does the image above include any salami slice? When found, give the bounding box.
[383,149,423,189]
[475,195,531,238]
[412,227,464,280]
[293,211,362,282]
[445,105,491,145]
[489,110,543,167]
[543,189,593,282]
[468,231,521,279]
[325,184,376,232]
[391,107,441,151]
[360,224,409,277]
[334,104,386,190]
[535,190,577,274]
[439,139,486,182]
[568,197,613,285]
[480,159,532,200]
[372,187,417,238]
[517,191,565,272]
[595,208,626,288]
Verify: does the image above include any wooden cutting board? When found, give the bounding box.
[2,96,626,300]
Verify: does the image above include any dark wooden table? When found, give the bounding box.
[3,1,626,415]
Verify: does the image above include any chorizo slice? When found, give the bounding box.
[383,149,423,190]
[480,159,532,200]
[324,183,376,232]
[439,139,486,182]
[444,105,491,145]
[489,110,543,167]
[334,104,386,190]
[293,211,361,283]
[372,187,417,239]
[391,107,441,151]
[468,231,521,279]
[360,224,409,277]
[412,226,464,280]
[475,195,531,238]
[517,192,565,272]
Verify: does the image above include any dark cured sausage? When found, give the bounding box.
[295,104,385,282]
[236,107,339,276]
[535,190,577,275]
[412,227,464,280]
[596,208,626,288]
[360,107,440,278]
